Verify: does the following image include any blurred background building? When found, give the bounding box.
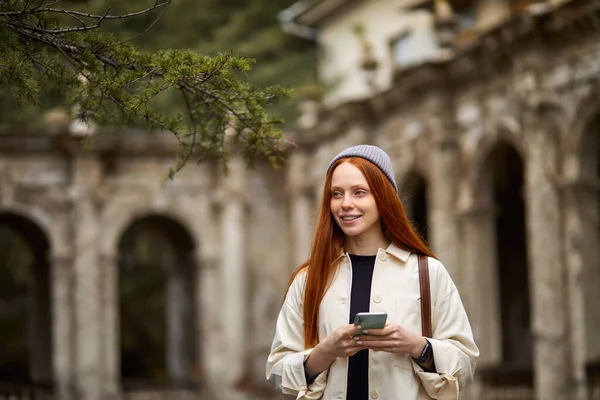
[1,0,599,399]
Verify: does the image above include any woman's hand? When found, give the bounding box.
[355,322,426,358]
[318,324,365,358]
[305,324,364,379]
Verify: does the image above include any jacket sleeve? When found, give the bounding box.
[265,272,328,399]
[412,259,480,400]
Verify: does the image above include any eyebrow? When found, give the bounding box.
[330,184,369,190]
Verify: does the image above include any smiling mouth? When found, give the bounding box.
[340,216,361,221]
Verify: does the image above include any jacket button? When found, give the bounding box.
[370,389,379,399]
[378,252,388,261]
[373,295,382,303]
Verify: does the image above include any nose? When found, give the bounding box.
[341,195,354,209]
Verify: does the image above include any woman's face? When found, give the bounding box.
[330,162,382,240]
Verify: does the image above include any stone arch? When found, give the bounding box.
[0,210,53,386]
[0,204,67,259]
[469,140,533,386]
[564,83,600,165]
[471,123,527,179]
[117,213,200,390]
[398,169,429,243]
[101,202,199,260]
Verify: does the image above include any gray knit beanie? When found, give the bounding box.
[326,144,397,192]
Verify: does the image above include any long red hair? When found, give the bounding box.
[286,157,435,348]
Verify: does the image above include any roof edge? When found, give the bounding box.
[280,0,356,28]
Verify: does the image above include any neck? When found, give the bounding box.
[345,232,389,256]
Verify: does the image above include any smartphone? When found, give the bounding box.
[353,312,387,335]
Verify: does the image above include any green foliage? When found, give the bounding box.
[196,0,316,123]
[0,0,313,174]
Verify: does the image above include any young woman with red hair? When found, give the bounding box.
[266,145,479,399]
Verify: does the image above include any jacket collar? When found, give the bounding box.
[337,242,411,262]
[384,242,411,262]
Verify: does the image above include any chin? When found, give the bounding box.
[341,227,363,237]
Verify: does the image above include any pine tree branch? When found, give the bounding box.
[63,12,88,30]
[120,8,166,45]
[7,25,268,141]
[7,10,111,34]
[30,0,50,13]
[0,1,171,19]
[177,86,198,168]
[1,0,288,174]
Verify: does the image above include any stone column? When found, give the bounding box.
[166,251,196,383]
[459,206,502,368]
[428,137,462,284]
[459,206,501,400]
[99,253,119,399]
[51,254,75,400]
[523,122,570,400]
[30,252,53,383]
[180,251,198,381]
[71,157,102,400]
[563,178,598,400]
[219,157,247,398]
[287,151,313,267]
[197,248,220,396]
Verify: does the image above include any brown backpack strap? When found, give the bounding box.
[418,254,432,338]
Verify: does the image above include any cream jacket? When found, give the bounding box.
[266,243,479,400]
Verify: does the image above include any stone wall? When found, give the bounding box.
[0,133,291,400]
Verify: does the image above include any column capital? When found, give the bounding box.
[50,254,74,271]
[287,151,314,197]
[457,204,495,219]
[216,157,247,203]
[432,136,460,151]
[98,252,118,266]
[198,247,220,270]
[557,177,600,192]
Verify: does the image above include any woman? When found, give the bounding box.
[266,145,479,399]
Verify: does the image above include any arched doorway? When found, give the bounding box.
[479,142,533,386]
[399,171,429,244]
[118,215,199,391]
[0,212,53,388]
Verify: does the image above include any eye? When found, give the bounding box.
[331,191,343,198]
[355,189,367,196]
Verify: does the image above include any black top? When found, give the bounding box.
[346,254,376,400]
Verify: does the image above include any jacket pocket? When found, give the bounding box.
[390,352,414,370]
[395,294,421,331]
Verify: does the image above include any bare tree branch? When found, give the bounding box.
[31,0,48,12]
[7,14,110,34]
[120,8,166,44]
[0,1,171,19]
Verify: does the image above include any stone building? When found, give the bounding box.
[0,129,296,400]
[281,0,600,399]
[0,0,599,400]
